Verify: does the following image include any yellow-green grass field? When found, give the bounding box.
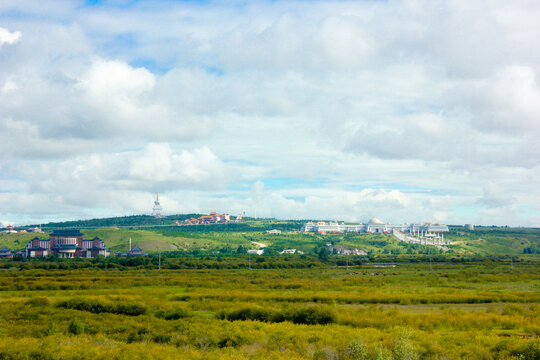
[0,262,538,359]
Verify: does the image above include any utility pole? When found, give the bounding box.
[249,252,252,270]
[159,252,161,271]
[511,257,514,270]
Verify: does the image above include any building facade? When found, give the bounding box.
[183,212,239,225]
[301,218,393,234]
[25,229,109,258]
[0,247,14,258]
[302,218,449,240]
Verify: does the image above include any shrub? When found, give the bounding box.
[26,297,50,307]
[46,322,58,336]
[220,306,273,322]
[288,306,337,325]
[153,334,171,344]
[513,342,540,360]
[343,339,367,360]
[68,318,84,335]
[373,345,390,360]
[219,305,337,325]
[393,330,418,360]
[217,333,249,348]
[155,308,192,320]
[57,298,146,316]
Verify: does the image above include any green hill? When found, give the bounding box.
[2,218,539,257]
[25,214,198,229]
[446,226,540,255]
[0,232,49,251]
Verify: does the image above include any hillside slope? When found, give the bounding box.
[2,221,539,256]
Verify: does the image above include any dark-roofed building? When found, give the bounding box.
[25,237,51,257]
[128,247,146,256]
[0,247,13,258]
[25,230,109,258]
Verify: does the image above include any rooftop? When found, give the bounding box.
[50,229,83,236]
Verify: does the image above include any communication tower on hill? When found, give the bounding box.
[152,192,163,218]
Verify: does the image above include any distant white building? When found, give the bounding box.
[302,218,450,246]
[301,218,391,234]
[279,249,296,254]
[464,224,474,230]
[266,229,281,234]
[326,245,368,256]
[247,249,264,255]
[302,218,448,236]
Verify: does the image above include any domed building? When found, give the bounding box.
[366,218,389,233]
[300,218,449,245]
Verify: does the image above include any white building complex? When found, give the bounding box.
[302,218,450,246]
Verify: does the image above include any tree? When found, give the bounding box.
[318,247,329,262]
[236,245,247,254]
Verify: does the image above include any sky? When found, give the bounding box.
[1,0,540,227]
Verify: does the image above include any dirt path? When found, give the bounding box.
[252,241,267,248]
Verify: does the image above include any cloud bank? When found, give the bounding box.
[0,1,539,226]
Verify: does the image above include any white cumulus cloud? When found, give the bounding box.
[0,27,21,46]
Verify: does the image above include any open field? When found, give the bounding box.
[0,262,538,359]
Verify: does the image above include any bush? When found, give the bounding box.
[115,303,147,316]
[217,334,249,348]
[26,297,50,307]
[343,339,368,360]
[46,322,58,336]
[288,306,337,325]
[219,305,337,325]
[153,334,171,344]
[57,298,146,316]
[393,330,418,360]
[68,318,84,335]
[220,306,273,322]
[513,342,540,360]
[155,308,192,320]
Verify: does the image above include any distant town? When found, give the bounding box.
[0,192,457,259]
[302,218,450,248]
[178,212,243,225]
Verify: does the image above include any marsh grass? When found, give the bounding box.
[0,263,538,359]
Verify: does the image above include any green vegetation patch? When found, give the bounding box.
[218,305,337,325]
[57,298,147,316]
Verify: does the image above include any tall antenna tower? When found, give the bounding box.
[152,192,163,218]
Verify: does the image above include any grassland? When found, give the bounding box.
[0,262,538,359]
[446,227,540,256]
